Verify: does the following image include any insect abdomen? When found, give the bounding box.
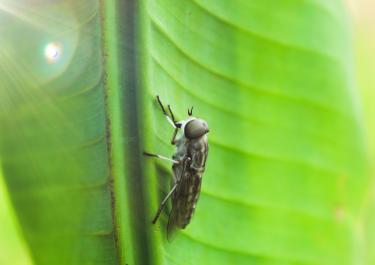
[176,172,202,228]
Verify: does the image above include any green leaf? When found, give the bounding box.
[0,0,370,265]
[354,10,375,265]
[146,0,369,264]
[0,1,120,264]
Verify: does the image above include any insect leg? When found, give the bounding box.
[167,104,177,124]
[143,152,179,164]
[152,184,178,224]
[153,158,190,225]
[156,96,177,128]
[170,128,178,145]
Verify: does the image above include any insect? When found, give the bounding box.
[144,96,209,239]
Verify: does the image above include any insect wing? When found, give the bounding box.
[166,157,191,241]
[167,161,203,241]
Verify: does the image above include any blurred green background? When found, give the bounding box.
[0,170,32,265]
[0,0,374,265]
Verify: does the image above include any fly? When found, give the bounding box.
[144,96,209,239]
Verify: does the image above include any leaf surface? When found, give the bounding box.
[0,1,370,265]
[0,1,120,264]
[145,0,369,264]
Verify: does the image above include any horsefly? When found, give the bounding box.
[144,96,209,240]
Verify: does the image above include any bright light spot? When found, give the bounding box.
[44,42,62,64]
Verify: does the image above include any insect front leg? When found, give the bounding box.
[156,96,179,129]
[152,183,177,224]
[170,128,178,145]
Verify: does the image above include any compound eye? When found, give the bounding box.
[184,119,209,139]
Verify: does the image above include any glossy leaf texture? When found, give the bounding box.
[0,1,119,264]
[145,0,370,264]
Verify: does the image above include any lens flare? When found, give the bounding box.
[44,42,62,64]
